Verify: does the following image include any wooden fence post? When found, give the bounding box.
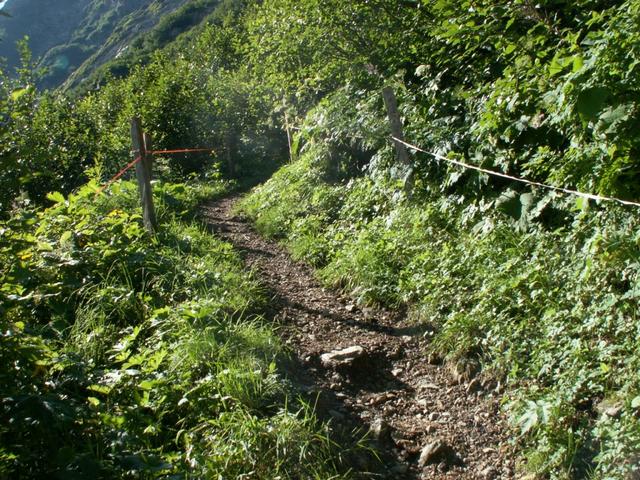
[283,97,293,163]
[224,130,238,177]
[131,117,157,233]
[143,132,154,181]
[382,85,414,193]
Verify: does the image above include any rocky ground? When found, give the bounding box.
[202,196,517,479]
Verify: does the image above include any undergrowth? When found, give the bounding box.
[0,179,351,479]
[240,151,640,479]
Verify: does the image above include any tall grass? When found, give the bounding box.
[240,151,640,479]
[0,178,353,479]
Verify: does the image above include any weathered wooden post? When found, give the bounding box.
[224,130,238,177]
[131,117,157,233]
[143,132,154,181]
[283,97,293,163]
[382,85,414,193]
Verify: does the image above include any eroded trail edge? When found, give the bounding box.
[202,196,516,480]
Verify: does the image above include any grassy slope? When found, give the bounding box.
[237,2,640,477]
[0,179,350,478]
[240,148,640,479]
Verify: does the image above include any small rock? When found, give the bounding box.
[388,345,404,360]
[391,368,404,377]
[596,399,624,419]
[466,378,481,394]
[427,353,441,365]
[363,307,375,317]
[418,381,439,391]
[480,466,498,479]
[417,439,458,467]
[345,304,356,312]
[320,346,365,369]
[449,357,480,384]
[604,405,623,419]
[370,392,394,405]
[401,335,412,343]
[481,378,497,391]
[369,418,392,443]
[428,412,439,421]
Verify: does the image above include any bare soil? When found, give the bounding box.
[202,196,517,480]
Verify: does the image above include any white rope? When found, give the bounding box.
[392,136,640,209]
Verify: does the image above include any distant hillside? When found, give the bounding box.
[0,0,219,90]
[64,0,224,93]
[0,0,87,74]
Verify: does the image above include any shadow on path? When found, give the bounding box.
[201,196,517,480]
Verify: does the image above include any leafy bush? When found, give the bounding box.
[243,150,640,478]
[0,179,351,479]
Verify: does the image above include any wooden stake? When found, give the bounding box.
[382,86,414,193]
[283,97,293,162]
[143,132,154,181]
[224,130,238,176]
[131,117,157,233]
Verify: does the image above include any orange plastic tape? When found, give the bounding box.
[95,156,142,197]
[95,148,213,198]
[150,148,213,155]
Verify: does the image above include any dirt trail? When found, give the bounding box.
[202,196,516,480]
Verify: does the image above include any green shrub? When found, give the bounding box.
[0,178,351,479]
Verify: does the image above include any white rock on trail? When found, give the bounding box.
[320,346,366,368]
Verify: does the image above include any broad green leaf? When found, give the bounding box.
[599,104,631,130]
[88,384,112,395]
[60,231,73,244]
[572,55,584,72]
[138,379,156,391]
[504,44,516,55]
[549,56,565,76]
[575,197,589,211]
[10,88,28,101]
[575,87,609,121]
[46,191,66,204]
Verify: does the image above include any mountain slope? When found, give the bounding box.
[0,0,211,89]
[63,0,223,93]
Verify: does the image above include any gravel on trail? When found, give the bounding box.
[202,196,517,480]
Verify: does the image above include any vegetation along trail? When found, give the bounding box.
[203,196,516,479]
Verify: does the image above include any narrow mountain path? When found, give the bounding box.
[202,196,517,480]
